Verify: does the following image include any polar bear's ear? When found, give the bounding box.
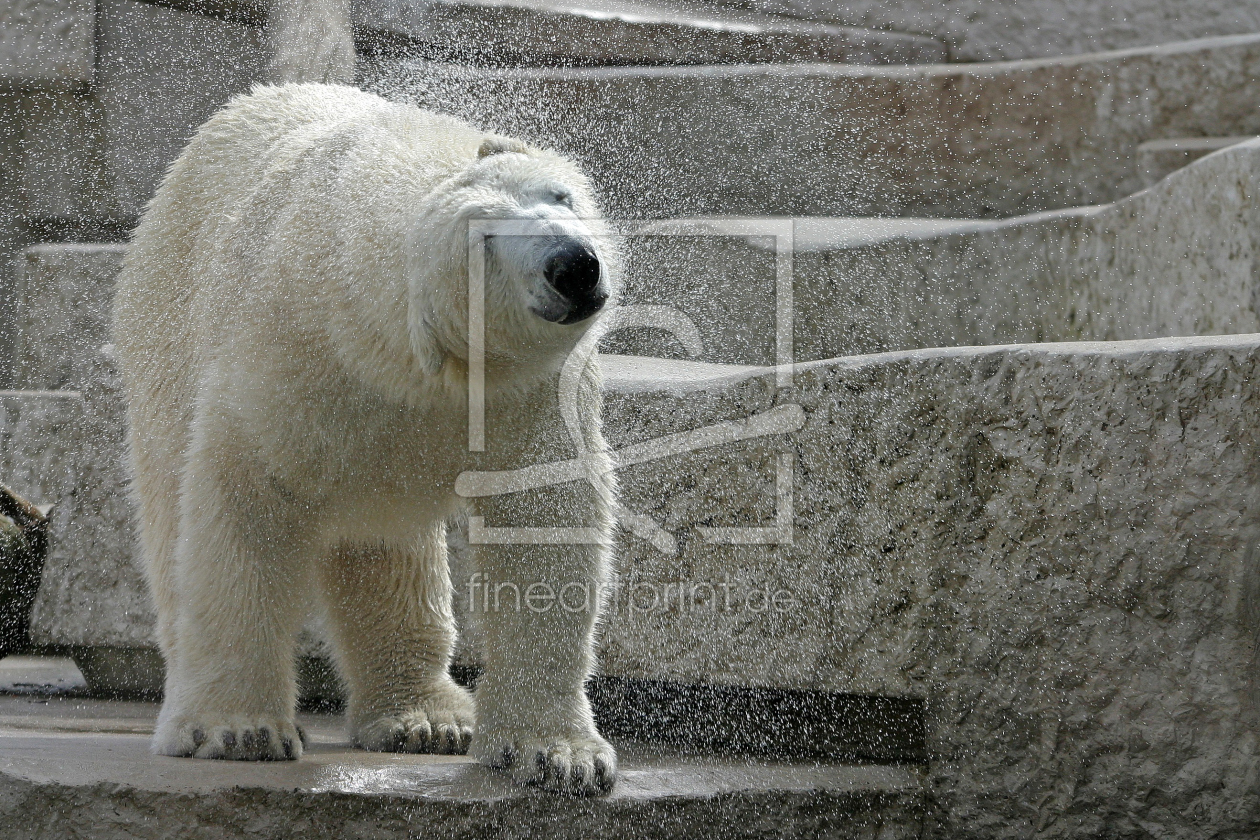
[478,135,530,158]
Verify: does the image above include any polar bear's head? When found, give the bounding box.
[408,136,620,381]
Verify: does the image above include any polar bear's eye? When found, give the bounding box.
[552,191,572,206]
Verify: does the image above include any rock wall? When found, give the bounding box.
[705,0,1260,61]
[611,139,1260,364]
[366,34,1260,220]
[599,335,1260,838]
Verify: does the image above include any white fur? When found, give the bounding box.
[113,82,620,794]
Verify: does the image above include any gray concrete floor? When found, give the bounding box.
[0,663,927,838]
[0,657,922,801]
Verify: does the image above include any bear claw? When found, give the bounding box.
[353,683,476,756]
[156,716,304,761]
[480,733,617,796]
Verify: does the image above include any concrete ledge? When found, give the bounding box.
[0,656,85,695]
[700,0,1260,62]
[359,0,946,66]
[615,138,1260,363]
[0,696,925,839]
[365,34,1260,218]
[0,0,95,86]
[1136,135,1258,186]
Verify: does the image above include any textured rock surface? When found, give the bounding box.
[614,139,1260,363]
[366,34,1260,219]
[0,391,82,510]
[10,244,125,390]
[594,336,1260,838]
[703,0,1260,61]
[1136,135,1257,187]
[25,348,148,651]
[0,0,94,85]
[360,0,945,66]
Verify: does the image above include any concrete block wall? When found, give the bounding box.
[0,0,95,86]
[0,0,264,389]
[365,34,1260,221]
[613,139,1260,363]
[703,0,1260,62]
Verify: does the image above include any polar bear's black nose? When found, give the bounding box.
[544,242,606,324]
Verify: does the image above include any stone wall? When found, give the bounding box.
[616,139,1260,364]
[598,336,1260,839]
[705,0,1260,61]
[0,0,94,85]
[366,34,1260,220]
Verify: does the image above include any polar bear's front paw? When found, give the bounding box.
[352,681,476,755]
[154,715,305,761]
[477,731,616,795]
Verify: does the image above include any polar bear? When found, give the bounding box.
[112,79,620,795]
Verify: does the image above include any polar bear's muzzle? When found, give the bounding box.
[538,240,607,325]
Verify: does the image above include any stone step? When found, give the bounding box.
[0,0,94,87]
[0,653,926,762]
[142,0,947,66]
[14,9,1260,231]
[364,33,1260,220]
[613,136,1260,364]
[13,0,264,224]
[9,133,1259,660]
[4,335,1259,835]
[0,655,86,695]
[1136,134,1259,186]
[698,0,1260,62]
[357,0,946,66]
[0,693,926,838]
[607,334,1260,837]
[13,138,1258,387]
[5,0,937,227]
[5,340,1260,837]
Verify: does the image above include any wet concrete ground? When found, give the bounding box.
[0,657,925,838]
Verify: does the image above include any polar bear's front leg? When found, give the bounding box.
[153,456,313,761]
[468,481,617,795]
[318,529,475,754]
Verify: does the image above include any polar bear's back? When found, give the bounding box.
[115,83,484,409]
[118,82,482,338]
[113,83,488,506]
